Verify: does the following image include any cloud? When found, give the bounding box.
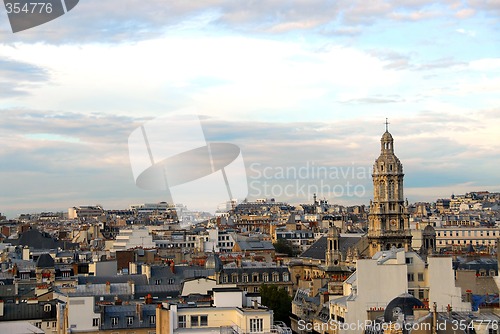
[455,8,476,18]
[339,96,404,104]
[0,58,50,97]
[0,0,491,43]
[0,109,498,218]
[456,28,476,37]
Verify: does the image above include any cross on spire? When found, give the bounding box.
[385,118,390,132]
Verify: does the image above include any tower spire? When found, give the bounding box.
[385,118,390,132]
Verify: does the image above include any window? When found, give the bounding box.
[250,318,263,333]
[418,273,424,281]
[52,321,57,328]
[283,273,289,282]
[127,316,134,326]
[222,275,228,283]
[407,273,414,281]
[263,273,269,282]
[44,304,51,312]
[178,315,186,328]
[168,278,175,284]
[149,315,156,325]
[93,318,100,327]
[419,290,425,299]
[242,274,249,283]
[232,274,239,283]
[254,287,259,292]
[190,315,207,327]
[272,272,279,282]
[405,257,413,264]
[388,181,394,199]
[35,322,41,328]
[155,279,161,285]
[111,317,119,327]
[252,273,259,282]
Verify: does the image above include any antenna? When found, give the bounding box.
[385,118,390,132]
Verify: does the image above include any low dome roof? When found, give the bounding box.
[381,131,393,141]
[383,293,425,322]
[205,252,223,272]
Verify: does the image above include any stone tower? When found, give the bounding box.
[367,121,412,256]
[325,226,342,266]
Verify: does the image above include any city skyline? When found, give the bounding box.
[1,1,499,218]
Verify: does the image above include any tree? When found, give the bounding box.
[273,239,295,257]
[259,284,292,325]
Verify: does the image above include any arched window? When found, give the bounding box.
[379,181,386,199]
[388,181,395,199]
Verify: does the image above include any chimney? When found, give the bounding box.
[73,263,79,276]
[253,299,258,309]
[105,281,110,294]
[466,290,472,303]
[144,264,151,282]
[136,303,143,322]
[128,280,135,295]
[145,294,153,304]
[170,261,175,274]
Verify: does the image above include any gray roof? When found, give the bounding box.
[68,283,133,296]
[101,304,157,330]
[300,234,363,260]
[0,321,44,334]
[36,253,55,268]
[77,274,148,285]
[235,238,274,251]
[0,301,57,321]
[135,284,181,293]
[10,229,78,250]
[0,282,38,300]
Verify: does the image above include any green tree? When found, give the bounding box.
[259,284,292,325]
[273,239,295,257]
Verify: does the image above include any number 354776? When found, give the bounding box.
[5,2,53,14]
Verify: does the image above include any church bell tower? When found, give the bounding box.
[367,120,412,256]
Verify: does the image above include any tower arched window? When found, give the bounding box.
[379,181,386,199]
[388,181,395,199]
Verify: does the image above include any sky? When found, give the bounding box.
[1,0,499,218]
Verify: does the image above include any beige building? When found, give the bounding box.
[156,288,274,334]
[434,226,500,249]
